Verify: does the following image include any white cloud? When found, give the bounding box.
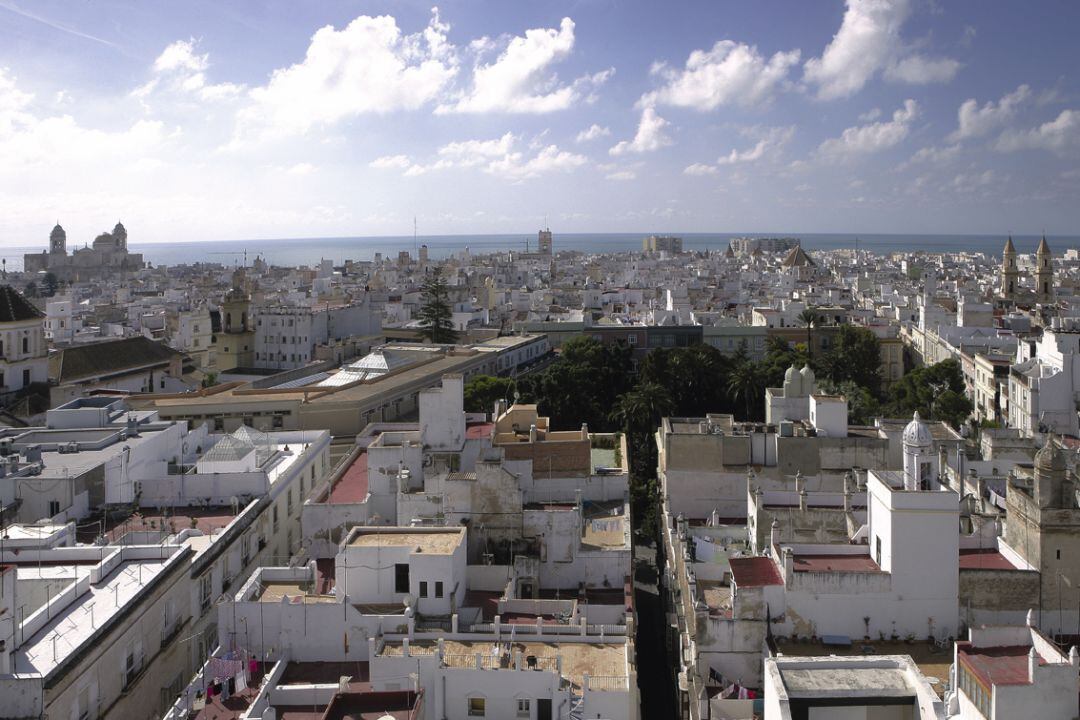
[135,38,244,102]
[439,17,603,114]
[610,107,672,156]
[237,8,457,139]
[996,109,1080,153]
[683,163,718,176]
[641,40,800,110]
[803,0,957,99]
[154,39,209,74]
[858,108,882,122]
[884,54,961,85]
[817,99,918,160]
[717,126,794,165]
[575,123,610,143]
[486,144,586,181]
[286,162,316,175]
[369,154,412,170]
[900,143,961,168]
[368,133,584,181]
[605,170,636,181]
[950,85,1030,141]
[437,132,516,164]
[804,0,912,99]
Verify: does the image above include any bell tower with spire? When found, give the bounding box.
[1000,236,1019,301]
[1035,235,1053,303]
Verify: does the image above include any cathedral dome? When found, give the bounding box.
[903,411,933,447]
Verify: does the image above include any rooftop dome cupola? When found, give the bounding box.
[902,411,935,491]
[799,363,815,395]
[783,363,803,397]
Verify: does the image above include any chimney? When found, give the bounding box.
[1028,647,1038,682]
[798,490,808,513]
[1070,646,1079,668]
[794,471,804,494]
[843,486,852,513]
[782,547,793,577]
[529,424,537,443]
[770,518,780,549]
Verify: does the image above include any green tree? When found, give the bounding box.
[417,268,458,344]
[42,272,59,297]
[727,360,763,421]
[24,281,39,298]
[463,375,515,414]
[818,324,883,398]
[797,307,821,358]
[610,382,676,435]
[818,378,881,425]
[885,358,972,428]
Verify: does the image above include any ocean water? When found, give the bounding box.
[2,232,1075,272]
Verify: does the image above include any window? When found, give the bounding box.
[468,698,486,717]
[394,563,409,593]
[287,489,294,516]
[22,337,28,353]
[419,581,428,598]
[214,417,225,431]
[517,699,530,718]
[200,574,212,611]
[273,504,280,533]
[22,369,30,387]
[48,500,60,516]
[435,581,444,598]
[875,537,882,566]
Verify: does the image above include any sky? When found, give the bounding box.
[1,0,1079,246]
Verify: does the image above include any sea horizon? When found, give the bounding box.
[1,231,1076,272]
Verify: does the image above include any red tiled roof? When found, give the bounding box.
[729,556,784,587]
[958,644,1038,687]
[959,549,1019,571]
[329,451,368,503]
[466,422,494,440]
[792,553,882,573]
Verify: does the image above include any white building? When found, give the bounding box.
[764,655,945,720]
[0,285,49,396]
[253,297,380,370]
[948,618,1079,720]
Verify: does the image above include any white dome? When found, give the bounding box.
[903,411,933,447]
[784,364,799,384]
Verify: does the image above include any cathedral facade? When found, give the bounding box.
[24,221,145,281]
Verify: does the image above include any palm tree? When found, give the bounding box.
[727,361,761,421]
[797,307,821,359]
[610,382,676,435]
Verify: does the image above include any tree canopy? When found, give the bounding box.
[417,268,458,344]
[885,358,972,428]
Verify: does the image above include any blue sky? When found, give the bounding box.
[1,0,1078,245]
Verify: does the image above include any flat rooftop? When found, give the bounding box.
[958,549,1020,571]
[349,529,463,554]
[730,557,784,587]
[328,450,368,503]
[777,641,951,697]
[792,553,883,574]
[14,557,171,677]
[958,645,1038,687]
[779,666,913,696]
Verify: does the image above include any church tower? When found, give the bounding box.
[112,221,128,251]
[1000,236,1019,300]
[1035,236,1053,303]
[49,223,67,255]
